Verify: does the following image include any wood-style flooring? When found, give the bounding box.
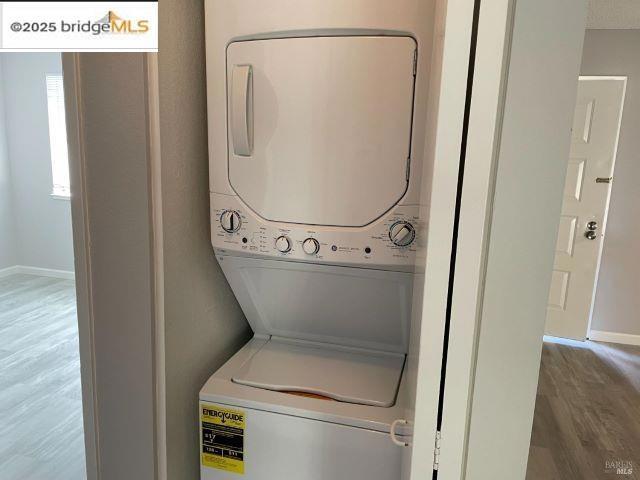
[0,274,86,480]
[527,338,640,480]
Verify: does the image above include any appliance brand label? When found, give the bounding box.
[201,403,245,475]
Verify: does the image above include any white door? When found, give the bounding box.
[545,77,626,340]
[226,36,417,227]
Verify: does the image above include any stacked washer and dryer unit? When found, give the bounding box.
[200,1,436,479]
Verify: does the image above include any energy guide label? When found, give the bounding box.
[201,404,245,474]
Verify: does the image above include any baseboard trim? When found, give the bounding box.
[589,330,640,347]
[0,265,75,280]
[0,265,21,278]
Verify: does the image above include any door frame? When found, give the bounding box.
[435,0,516,477]
[61,52,99,480]
[62,51,163,480]
[404,0,481,476]
[62,53,164,480]
[436,0,589,477]
[146,52,167,480]
[580,76,627,340]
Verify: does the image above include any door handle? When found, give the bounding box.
[596,177,612,184]
[585,231,597,240]
[587,221,598,231]
[231,65,253,156]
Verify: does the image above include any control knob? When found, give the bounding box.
[302,238,320,255]
[220,210,241,233]
[389,222,415,247]
[275,235,292,253]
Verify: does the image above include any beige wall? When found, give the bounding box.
[581,29,640,337]
[157,1,251,479]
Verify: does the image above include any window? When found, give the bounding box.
[46,74,70,198]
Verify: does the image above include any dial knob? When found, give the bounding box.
[389,222,415,247]
[302,238,320,255]
[275,235,292,253]
[220,210,241,233]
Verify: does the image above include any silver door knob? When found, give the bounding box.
[585,231,597,240]
[587,221,598,231]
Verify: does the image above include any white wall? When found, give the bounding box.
[0,53,74,272]
[581,30,640,337]
[0,60,17,270]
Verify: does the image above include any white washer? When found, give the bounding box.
[200,336,411,479]
[202,1,435,478]
[200,256,413,479]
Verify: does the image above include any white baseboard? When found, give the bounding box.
[0,265,75,280]
[0,265,21,278]
[589,330,640,347]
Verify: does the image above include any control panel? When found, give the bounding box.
[210,193,422,270]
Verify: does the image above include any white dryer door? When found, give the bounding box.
[226,36,417,227]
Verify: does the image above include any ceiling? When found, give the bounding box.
[587,0,640,29]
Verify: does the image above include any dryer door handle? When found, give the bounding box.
[231,65,253,156]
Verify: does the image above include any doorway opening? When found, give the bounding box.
[0,53,86,480]
[528,28,640,480]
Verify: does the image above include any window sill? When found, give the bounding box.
[50,193,70,201]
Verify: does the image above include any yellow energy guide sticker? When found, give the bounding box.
[201,403,245,474]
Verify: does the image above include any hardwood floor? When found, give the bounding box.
[0,274,86,480]
[527,337,640,480]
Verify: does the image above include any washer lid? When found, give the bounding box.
[226,36,417,227]
[232,337,405,408]
[217,255,413,354]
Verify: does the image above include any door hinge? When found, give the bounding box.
[413,49,418,76]
[433,430,442,471]
[406,157,411,181]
